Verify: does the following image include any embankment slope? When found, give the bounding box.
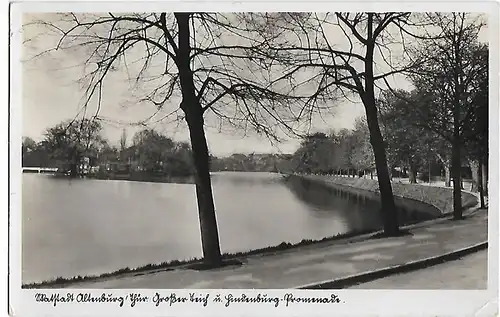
[301,175,478,215]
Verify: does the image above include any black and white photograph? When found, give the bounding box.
[8,2,499,316]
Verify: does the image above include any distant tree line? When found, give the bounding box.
[209,153,294,173]
[290,119,375,178]
[22,120,297,179]
[22,120,196,180]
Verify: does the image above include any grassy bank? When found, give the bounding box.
[302,175,478,215]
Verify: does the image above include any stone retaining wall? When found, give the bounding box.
[296,175,478,215]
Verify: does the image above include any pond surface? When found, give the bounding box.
[22,172,436,283]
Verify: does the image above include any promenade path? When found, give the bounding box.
[64,207,487,289]
[349,250,487,289]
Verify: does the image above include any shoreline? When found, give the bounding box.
[23,171,197,185]
[22,173,479,289]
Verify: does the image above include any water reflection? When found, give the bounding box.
[284,176,382,231]
[284,176,437,227]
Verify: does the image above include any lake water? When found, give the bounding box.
[22,172,437,284]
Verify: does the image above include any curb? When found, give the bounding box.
[296,241,488,289]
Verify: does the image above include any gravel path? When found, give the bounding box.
[349,250,487,289]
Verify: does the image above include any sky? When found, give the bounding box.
[21,58,365,156]
[20,13,487,157]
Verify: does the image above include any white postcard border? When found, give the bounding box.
[8,1,500,316]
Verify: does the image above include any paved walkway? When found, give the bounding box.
[63,208,487,289]
[349,250,487,289]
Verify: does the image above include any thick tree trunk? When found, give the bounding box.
[451,131,463,219]
[185,111,222,266]
[469,159,479,192]
[359,16,399,235]
[362,50,399,234]
[176,12,222,266]
[365,106,399,234]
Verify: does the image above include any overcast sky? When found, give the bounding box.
[20,13,487,156]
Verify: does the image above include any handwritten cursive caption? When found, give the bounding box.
[34,292,343,308]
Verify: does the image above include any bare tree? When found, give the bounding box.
[246,12,425,235]
[26,12,315,267]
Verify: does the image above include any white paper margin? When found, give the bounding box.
[8,1,500,317]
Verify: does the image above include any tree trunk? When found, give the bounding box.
[408,162,417,184]
[185,111,222,266]
[436,153,451,187]
[365,106,399,234]
[482,155,488,195]
[370,170,373,179]
[362,23,399,235]
[176,12,222,266]
[451,124,463,219]
[478,159,486,209]
[444,165,451,187]
[451,41,464,220]
[469,159,479,192]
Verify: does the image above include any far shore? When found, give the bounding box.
[23,170,196,184]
